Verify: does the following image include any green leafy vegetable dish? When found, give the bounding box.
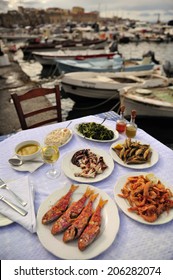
[77,122,114,140]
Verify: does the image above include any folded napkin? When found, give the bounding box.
[0,176,36,233]
[10,156,44,173]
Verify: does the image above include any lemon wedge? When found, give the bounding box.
[145,173,158,184]
[114,144,123,150]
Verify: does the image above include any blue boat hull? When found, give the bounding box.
[56,56,154,74]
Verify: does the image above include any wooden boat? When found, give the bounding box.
[20,39,59,60]
[60,71,167,102]
[56,55,155,74]
[120,85,173,117]
[33,49,117,67]
[120,84,173,144]
[20,38,108,60]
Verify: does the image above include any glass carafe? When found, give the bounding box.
[116,105,126,133]
[125,110,137,138]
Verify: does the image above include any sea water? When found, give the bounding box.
[14,41,173,120]
[118,41,173,62]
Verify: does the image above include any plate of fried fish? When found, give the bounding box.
[61,148,114,183]
[37,184,120,259]
[109,138,159,169]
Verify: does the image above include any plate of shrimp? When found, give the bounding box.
[37,184,120,259]
[114,172,173,225]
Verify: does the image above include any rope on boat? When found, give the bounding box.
[109,101,120,112]
[73,93,120,111]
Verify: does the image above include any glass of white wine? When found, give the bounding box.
[42,145,60,179]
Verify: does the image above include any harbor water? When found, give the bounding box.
[118,41,173,62]
[15,41,173,120]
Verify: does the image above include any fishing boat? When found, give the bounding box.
[120,85,173,118]
[20,38,108,60]
[33,49,117,67]
[34,49,118,77]
[60,71,167,102]
[56,55,155,74]
[120,84,173,144]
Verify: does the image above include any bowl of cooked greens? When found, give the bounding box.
[74,122,119,142]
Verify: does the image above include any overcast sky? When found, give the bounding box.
[7,0,173,22]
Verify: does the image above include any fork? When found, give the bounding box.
[100,117,107,125]
[0,178,27,207]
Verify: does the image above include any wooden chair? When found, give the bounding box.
[11,85,62,130]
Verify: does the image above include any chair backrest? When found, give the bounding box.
[11,85,62,130]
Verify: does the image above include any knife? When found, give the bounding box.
[0,178,27,207]
[0,195,28,216]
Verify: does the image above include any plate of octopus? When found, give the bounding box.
[61,148,114,183]
[37,184,120,259]
[114,172,173,225]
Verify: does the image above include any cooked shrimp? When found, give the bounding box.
[118,175,173,223]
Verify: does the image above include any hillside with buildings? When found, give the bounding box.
[0,5,123,29]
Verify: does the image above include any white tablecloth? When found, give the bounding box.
[0,114,173,260]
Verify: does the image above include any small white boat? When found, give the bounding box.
[61,71,167,102]
[33,49,117,66]
[120,84,173,117]
[21,38,109,60]
[56,55,155,74]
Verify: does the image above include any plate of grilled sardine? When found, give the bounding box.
[110,138,159,169]
[37,184,120,259]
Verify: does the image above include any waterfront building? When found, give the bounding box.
[0,0,8,13]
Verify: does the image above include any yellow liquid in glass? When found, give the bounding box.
[42,146,59,164]
[125,126,137,138]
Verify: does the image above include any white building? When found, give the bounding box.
[0,1,8,13]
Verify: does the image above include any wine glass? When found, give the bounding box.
[42,145,60,179]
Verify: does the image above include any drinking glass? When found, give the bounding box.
[42,145,60,179]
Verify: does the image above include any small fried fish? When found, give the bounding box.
[63,193,98,243]
[51,187,94,234]
[42,184,78,225]
[78,197,108,251]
